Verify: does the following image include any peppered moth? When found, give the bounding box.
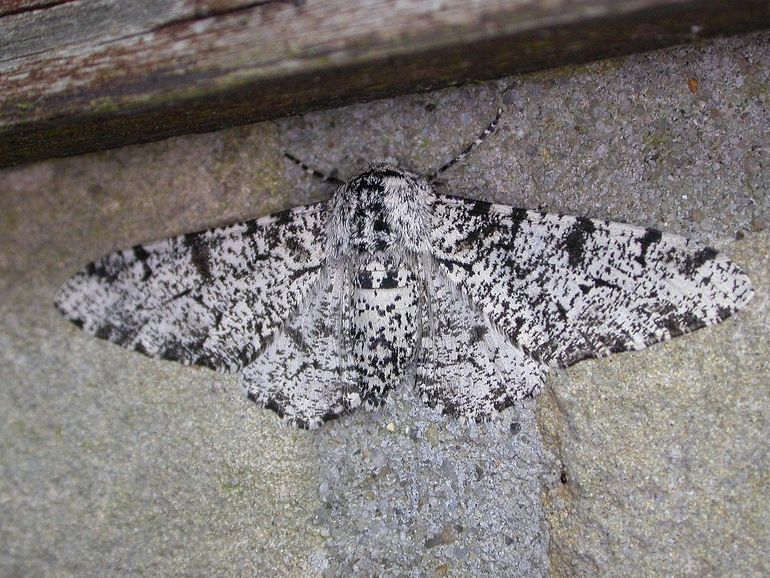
[56,114,754,429]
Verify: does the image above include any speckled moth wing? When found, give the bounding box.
[240,264,350,429]
[55,202,329,372]
[417,271,548,421]
[430,194,753,367]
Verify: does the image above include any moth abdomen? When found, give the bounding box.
[350,262,421,407]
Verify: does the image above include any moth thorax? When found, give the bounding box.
[329,166,433,257]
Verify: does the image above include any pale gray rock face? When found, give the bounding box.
[540,234,769,578]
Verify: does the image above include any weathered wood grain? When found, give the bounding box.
[1,0,768,168]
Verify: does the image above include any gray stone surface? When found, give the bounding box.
[540,235,769,577]
[0,129,329,577]
[1,31,768,577]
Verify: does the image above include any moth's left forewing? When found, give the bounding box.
[55,202,330,373]
[430,194,753,368]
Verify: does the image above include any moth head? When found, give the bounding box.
[327,163,433,257]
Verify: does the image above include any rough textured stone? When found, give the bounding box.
[0,126,328,577]
[539,235,769,577]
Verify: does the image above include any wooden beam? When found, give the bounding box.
[1,0,768,168]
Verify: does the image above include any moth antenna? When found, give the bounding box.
[429,107,503,181]
[284,151,344,185]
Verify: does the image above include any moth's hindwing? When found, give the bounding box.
[240,264,350,429]
[417,269,548,421]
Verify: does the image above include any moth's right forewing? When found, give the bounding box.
[430,194,753,367]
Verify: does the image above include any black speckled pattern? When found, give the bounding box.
[55,165,753,428]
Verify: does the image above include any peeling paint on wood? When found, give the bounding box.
[0,0,768,168]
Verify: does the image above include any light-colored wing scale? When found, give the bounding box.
[55,202,329,373]
[417,271,547,421]
[430,194,753,367]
